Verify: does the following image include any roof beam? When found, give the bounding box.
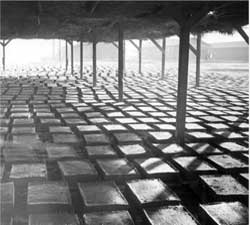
[236,26,249,45]
[90,1,100,15]
[187,4,209,27]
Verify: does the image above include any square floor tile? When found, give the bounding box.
[118,144,148,157]
[128,123,153,130]
[1,182,14,210]
[153,143,187,156]
[84,133,110,144]
[200,175,248,201]
[103,124,127,131]
[200,202,248,225]
[113,133,142,143]
[78,181,128,211]
[40,118,61,124]
[187,143,222,155]
[96,159,140,181]
[10,163,47,180]
[11,127,36,134]
[207,154,248,171]
[3,144,38,162]
[115,118,137,124]
[85,145,117,158]
[77,125,101,133]
[52,134,80,144]
[58,160,98,180]
[89,118,110,124]
[148,132,172,141]
[29,213,80,225]
[144,205,199,225]
[27,181,72,206]
[49,126,72,133]
[188,132,214,139]
[46,144,79,159]
[134,157,178,178]
[218,142,248,152]
[126,178,180,207]
[173,156,217,174]
[83,210,135,225]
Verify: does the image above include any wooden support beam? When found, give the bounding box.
[195,34,201,87]
[70,41,74,75]
[129,40,139,51]
[65,40,68,71]
[189,43,197,55]
[139,40,142,74]
[111,42,118,48]
[92,40,97,87]
[118,24,124,101]
[4,39,11,46]
[176,34,197,55]
[149,37,163,52]
[176,25,190,145]
[161,37,166,79]
[80,41,83,79]
[236,26,249,45]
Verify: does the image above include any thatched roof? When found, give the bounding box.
[1,1,248,42]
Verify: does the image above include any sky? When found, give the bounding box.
[1,26,248,66]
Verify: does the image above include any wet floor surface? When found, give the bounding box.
[0,66,248,225]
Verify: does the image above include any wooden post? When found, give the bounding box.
[65,40,68,71]
[70,41,74,75]
[58,39,61,65]
[161,37,166,79]
[196,34,201,87]
[2,40,5,71]
[92,40,97,86]
[123,40,126,73]
[1,39,11,71]
[80,41,83,79]
[52,39,55,60]
[118,24,124,101]
[139,40,142,74]
[176,24,190,145]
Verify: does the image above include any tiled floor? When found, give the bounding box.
[0,65,248,225]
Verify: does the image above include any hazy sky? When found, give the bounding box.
[1,26,248,65]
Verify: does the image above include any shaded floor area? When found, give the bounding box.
[1,66,248,225]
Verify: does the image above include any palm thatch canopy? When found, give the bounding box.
[1,1,248,42]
